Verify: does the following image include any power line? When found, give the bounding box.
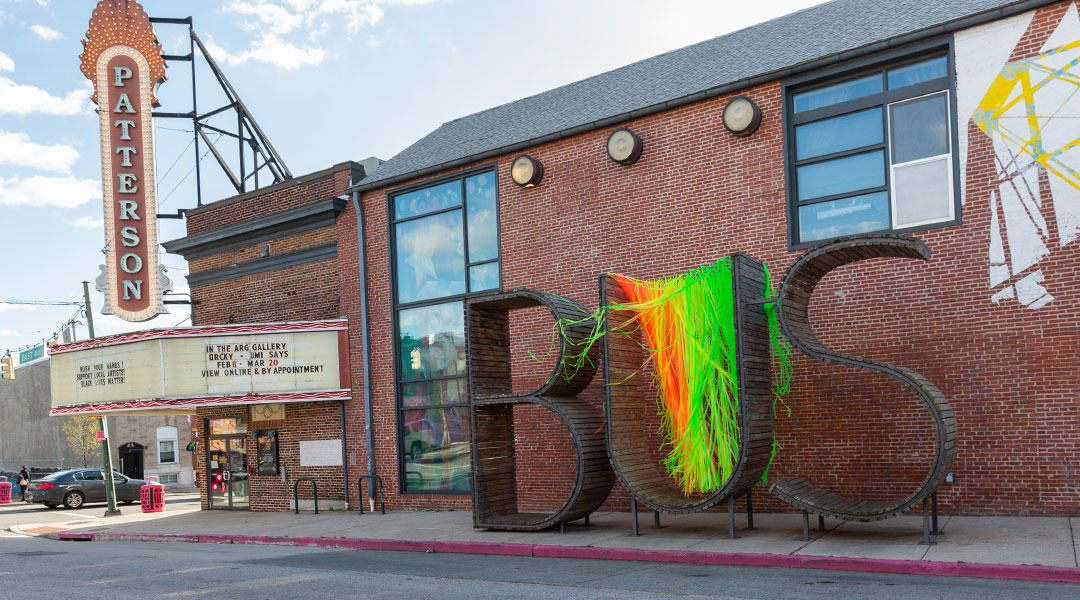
[0,300,83,306]
[158,137,196,187]
[162,133,221,207]
[3,305,85,357]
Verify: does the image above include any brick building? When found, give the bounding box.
[93,0,1080,517]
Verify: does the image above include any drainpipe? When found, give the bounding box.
[340,400,348,509]
[352,191,377,501]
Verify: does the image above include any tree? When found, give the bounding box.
[62,416,100,468]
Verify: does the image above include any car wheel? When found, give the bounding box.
[410,441,424,461]
[63,491,85,509]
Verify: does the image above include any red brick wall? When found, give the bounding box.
[186,165,354,511]
[195,403,346,511]
[191,259,340,326]
[344,1,1080,516]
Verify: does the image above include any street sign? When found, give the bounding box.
[19,344,45,365]
[96,430,107,441]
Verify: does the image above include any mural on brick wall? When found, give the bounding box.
[957,1,1080,309]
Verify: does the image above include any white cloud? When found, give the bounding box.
[0,77,91,116]
[0,51,13,72]
[33,0,49,6]
[317,0,384,32]
[224,1,304,34]
[0,131,79,173]
[0,329,19,337]
[0,175,99,208]
[213,0,441,68]
[205,33,325,70]
[30,24,62,40]
[71,215,104,229]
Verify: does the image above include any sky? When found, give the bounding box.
[0,0,829,361]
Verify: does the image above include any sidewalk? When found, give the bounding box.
[10,507,1080,583]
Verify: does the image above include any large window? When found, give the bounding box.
[389,166,500,493]
[786,51,959,246]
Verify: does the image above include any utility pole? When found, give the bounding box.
[83,281,119,516]
[82,281,95,339]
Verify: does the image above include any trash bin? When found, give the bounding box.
[140,476,165,513]
[0,477,11,504]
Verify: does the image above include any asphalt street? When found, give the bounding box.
[2,529,1079,599]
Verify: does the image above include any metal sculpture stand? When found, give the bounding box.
[467,290,616,531]
[770,235,958,543]
[600,253,773,536]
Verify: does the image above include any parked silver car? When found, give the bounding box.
[24,469,145,509]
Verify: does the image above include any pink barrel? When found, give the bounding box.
[140,476,165,513]
[0,477,11,504]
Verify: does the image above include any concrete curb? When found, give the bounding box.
[56,530,1080,584]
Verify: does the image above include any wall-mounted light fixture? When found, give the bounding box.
[606,127,643,165]
[510,154,543,187]
[722,96,762,137]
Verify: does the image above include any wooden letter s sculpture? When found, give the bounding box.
[770,235,958,532]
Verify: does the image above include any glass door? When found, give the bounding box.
[207,435,249,510]
[206,418,249,511]
[227,437,249,509]
[208,438,229,509]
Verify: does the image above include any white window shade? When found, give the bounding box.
[893,156,953,228]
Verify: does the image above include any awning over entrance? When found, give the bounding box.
[48,320,350,416]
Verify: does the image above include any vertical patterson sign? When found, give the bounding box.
[80,0,170,322]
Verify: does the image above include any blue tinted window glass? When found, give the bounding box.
[798,192,889,242]
[795,108,883,160]
[796,151,885,201]
[397,301,465,380]
[395,210,465,304]
[394,181,462,220]
[890,93,949,164]
[469,262,499,292]
[793,74,882,113]
[465,172,498,262]
[888,56,948,90]
[402,407,471,491]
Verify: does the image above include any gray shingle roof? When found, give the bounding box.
[354,0,1045,191]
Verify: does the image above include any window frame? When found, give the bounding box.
[387,163,502,495]
[156,426,179,465]
[782,37,962,249]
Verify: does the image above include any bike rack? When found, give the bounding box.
[293,477,318,514]
[357,474,385,515]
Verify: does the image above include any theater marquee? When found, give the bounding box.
[48,321,351,416]
[80,0,171,321]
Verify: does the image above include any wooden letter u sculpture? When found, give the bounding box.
[600,253,776,536]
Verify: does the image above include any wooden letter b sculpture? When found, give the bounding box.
[467,290,616,531]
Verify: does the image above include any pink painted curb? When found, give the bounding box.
[57,530,1080,584]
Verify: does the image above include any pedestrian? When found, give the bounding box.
[18,466,29,502]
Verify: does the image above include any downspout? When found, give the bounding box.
[341,400,348,509]
[352,191,377,500]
